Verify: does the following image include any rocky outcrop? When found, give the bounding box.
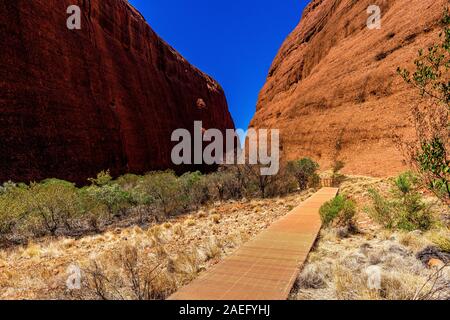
[250,0,446,177]
[0,0,234,184]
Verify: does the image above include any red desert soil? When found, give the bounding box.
[250,0,447,177]
[0,0,234,184]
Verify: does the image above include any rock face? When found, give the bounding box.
[250,0,446,177]
[0,0,234,184]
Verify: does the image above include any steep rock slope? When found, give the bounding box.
[0,0,234,184]
[250,0,446,177]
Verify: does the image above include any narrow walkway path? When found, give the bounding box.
[169,188,339,300]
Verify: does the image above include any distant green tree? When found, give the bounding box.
[138,171,183,216]
[25,180,83,235]
[287,158,320,190]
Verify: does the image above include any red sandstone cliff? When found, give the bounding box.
[0,0,234,184]
[250,0,446,177]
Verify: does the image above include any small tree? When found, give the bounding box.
[25,180,83,236]
[243,164,278,198]
[397,7,450,203]
[0,184,28,241]
[138,171,183,216]
[417,138,450,199]
[83,184,133,218]
[179,171,209,209]
[208,171,230,200]
[287,158,320,190]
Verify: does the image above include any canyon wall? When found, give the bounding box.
[0,0,234,184]
[250,0,446,177]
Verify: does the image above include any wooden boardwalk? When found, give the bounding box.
[168,188,339,300]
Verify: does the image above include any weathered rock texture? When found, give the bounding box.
[250,0,446,177]
[0,0,234,184]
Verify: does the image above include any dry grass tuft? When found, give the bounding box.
[147,226,166,245]
[430,228,450,253]
[172,223,184,237]
[83,245,171,300]
[197,210,207,218]
[200,237,222,261]
[211,214,222,224]
[22,243,42,259]
[297,265,326,289]
[162,222,172,230]
[185,219,196,227]
[167,250,201,277]
[398,231,431,251]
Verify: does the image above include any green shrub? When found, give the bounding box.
[238,164,275,198]
[367,189,396,229]
[116,174,143,190]
[82,184,133,218]
[394,172,417,195]
[179,171,209,208]
[396,192,434,231]
[319,195,356,227]
[88,170,113,187]
[207,169,242,200]
[309,173,321,189]
[367,173,434,231]
[265,166,299,197]
[287,158,320,190]
[24,181,83,236]
[0,187,28,239]
[138,171,183,216]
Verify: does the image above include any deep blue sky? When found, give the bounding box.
[128,0,310,130]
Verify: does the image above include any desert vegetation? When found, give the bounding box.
[1,167,448,300]
[367,172,435,232]
[397,7,450,204]
[0,158,322,299]
[291,172,449,300]
[0,187,314,299]
[0,159,321,248]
